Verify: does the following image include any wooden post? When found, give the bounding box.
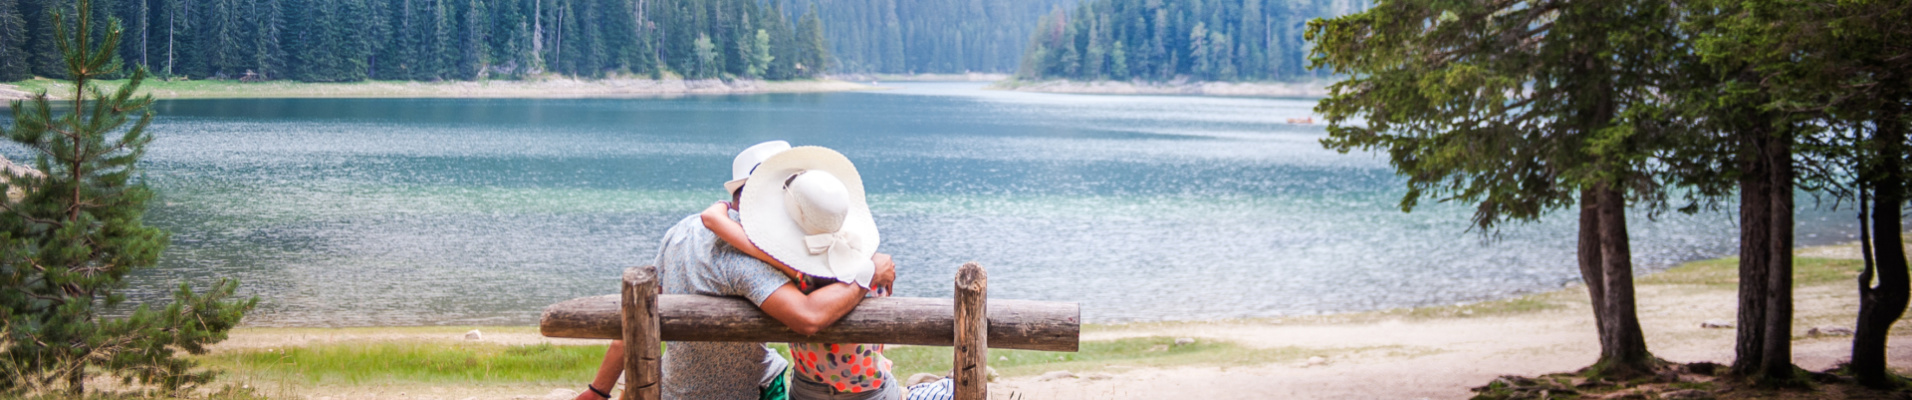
[621,266,662,400]
[953,262,988,400]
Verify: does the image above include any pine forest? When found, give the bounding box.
[1017,0,1369,82]
[0,0,834,82]
[805,0,1078,74]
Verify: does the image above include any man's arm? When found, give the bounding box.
[757,252,897,335]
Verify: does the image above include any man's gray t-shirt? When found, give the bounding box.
[655,212,793,400]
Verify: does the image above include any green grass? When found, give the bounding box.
[197,342,608,386]
[1639,257,1864,287]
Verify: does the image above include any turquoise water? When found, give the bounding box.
[6,82,1867,326]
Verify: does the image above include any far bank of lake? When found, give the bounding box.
[0,77,876,101]
[995,78,1332,98]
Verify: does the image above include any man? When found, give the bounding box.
[575,141,895,400]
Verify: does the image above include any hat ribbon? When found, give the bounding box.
[803,230,863,256]
[803,230,874,286]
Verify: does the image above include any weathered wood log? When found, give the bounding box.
[540,292,1079,352]
[953,262,988,400]
[620,266,661,400]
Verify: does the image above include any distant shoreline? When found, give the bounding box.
[995,78,1332,98]
[0,77,876,101]
[829,72,1011,82]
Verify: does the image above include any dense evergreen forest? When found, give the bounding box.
[0,0,832,82]
[1018,0,1368,82]
[805,0,1076,74]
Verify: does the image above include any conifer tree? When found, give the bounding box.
[0,0,28,81]
[252,0,284,79]
[795,3,826,76]
[1309,0,1683,379]
[202,0,240,77]
[0,0,254,395]
[458,0,486,79]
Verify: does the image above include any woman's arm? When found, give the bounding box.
[701,202,802,278]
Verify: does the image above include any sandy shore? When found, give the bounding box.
[997,79,1331,97]
[0,77,875,101]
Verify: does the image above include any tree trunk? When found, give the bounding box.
[1579,190,1612,355]
[1731,124,1774,378]
[1757,133,1797,383]
[1853,108,1909,388]
[1592,183,1653,377]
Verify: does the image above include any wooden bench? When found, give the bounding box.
[540,262,1081,400]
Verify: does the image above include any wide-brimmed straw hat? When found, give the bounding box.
[725,140,792,196]
[738,146,881,288]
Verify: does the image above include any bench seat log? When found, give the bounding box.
[541,294,1080,352]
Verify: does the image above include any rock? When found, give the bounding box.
[1700,320,1734,329]
[465,329,483,341]
[1084,373,1114,381]
[1306,356,1328,366]
[906,373,943,387]
[1174,337,1196,346]
[998,355,1008,361]
[1661,389,1710,399]
[1037,370,1077,382]
[1808,326,1855,337]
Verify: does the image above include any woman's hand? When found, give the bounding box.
[869,252,896,296]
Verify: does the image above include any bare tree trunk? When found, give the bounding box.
[1731,124,1773,378]
[1758,133,1797,382]
[1579,190,1612,354]
[1594,183,1653,377]
[1853,107,1909,388]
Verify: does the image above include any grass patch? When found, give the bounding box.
[1640,257,1863,287]
[197,341,607,386]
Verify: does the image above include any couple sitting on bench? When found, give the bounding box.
[575,141,933,400]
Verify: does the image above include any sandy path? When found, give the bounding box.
[990,270,1911,399]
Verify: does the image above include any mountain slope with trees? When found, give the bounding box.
[1015,0,1367,82]
[0,0,834,82]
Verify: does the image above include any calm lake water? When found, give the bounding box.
[4,82,1868,326]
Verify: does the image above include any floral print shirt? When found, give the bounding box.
[790,342,893,393]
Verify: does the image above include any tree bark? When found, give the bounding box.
[1593,183,1653,377]
[1757,132,1797,383]
[1578,190,1612,356]
[1731,124,1774,378]
[1853,108,1909,388]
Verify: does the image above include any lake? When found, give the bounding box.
[8,82,1865,326]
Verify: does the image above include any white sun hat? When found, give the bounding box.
[738,146,881,288]
[725,140,792,195]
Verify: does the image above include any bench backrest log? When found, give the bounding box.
[538,263,1080,400]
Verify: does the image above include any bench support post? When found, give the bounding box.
[953,262,988,400]
[622,266,662,400]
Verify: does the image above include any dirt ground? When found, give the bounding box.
[211,243,1912,400]
[985,245,1912,400]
